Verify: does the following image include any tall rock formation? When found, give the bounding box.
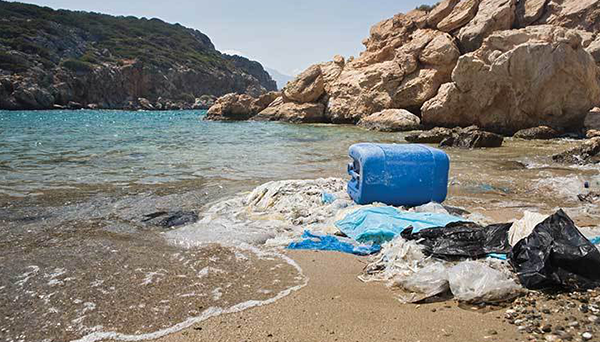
[212,0,600,134]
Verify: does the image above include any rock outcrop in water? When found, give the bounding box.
[0,2,277,110]
[553,137,600,164]
[208,0,600,135]
[513,126,561,140]
[357,109,422,132]
[205,91,280,121]
[405,126,504,148]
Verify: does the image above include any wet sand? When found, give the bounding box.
[154,250,521,342]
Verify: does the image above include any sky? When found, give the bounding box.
[14,0,438,76]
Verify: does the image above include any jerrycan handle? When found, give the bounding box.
[347,162,360,180]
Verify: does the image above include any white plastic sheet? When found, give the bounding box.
[397,263,449,303]
[447,261,523,303]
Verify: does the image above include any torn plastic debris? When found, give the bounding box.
[360,237,432,284]
[411,202,450,215]
[401,221,512,259]
[396,263,450,303]
[321,192,336,204]
[448,261,523,303]
[509,210,600,290]
[335,206,465,245]
[591,237,600,245]
[287,231,381,256]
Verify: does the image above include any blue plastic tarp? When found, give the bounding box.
[591,236,600,245]
[335,206,466,244]
[287,231,381,256]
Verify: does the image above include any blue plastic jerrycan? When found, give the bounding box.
[347,143,450,207]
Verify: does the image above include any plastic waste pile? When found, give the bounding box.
[510,210,600,290]
[286,197,600,303]
[358,233,523,304]
[245,177,351,227]
[166,178,355,247]
[167,173,600,304]
[353,209,600,304]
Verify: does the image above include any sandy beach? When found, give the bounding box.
[154,250,520,342]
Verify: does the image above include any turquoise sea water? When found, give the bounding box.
[0,110,399,199]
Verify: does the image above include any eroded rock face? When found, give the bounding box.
[538,0,600,32]
[516,0,549,27]
[585,107,600,131]
[552,137,600,164]
[282,65,324,103]
[437,0,480,33]
[233,0,600,133]
[422,26,600,134]
[405,127,456,143]
[357,109,421,132]
[205,93,256,121]
[326,61,404,123]
[457,0,517,52]
[253,91,281,111]
[323,28,459,123]
[427,0,461,28]
[513,126,560,139]
[205,91,281,121]
[253,100,326,123]
[419,33,461,66]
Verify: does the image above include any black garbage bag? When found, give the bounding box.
[401,222,512,259]
[509,210,600,290]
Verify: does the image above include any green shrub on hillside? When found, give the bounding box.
[62,59,94,72]
[416,3,439,12]
[0,1,225,70]
[0,51,30,72]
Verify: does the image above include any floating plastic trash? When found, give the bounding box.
[347,143,450,206]
[287,231,381,256]
[335,206,465,245]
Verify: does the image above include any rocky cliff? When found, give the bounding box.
[209,0,600,135]
[0,1,277,110]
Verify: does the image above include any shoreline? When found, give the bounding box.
[150,250,520,342]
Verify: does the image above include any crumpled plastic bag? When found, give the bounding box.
[448,261,523,303]
[509,210,600,290]
[396,263,449,303]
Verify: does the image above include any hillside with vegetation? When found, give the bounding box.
[0,1,277,110]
